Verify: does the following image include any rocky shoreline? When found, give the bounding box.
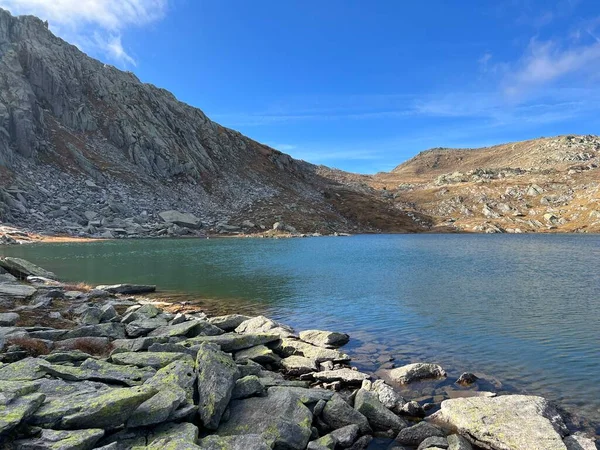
[0,257,597,450]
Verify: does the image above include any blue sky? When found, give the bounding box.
[2,1,600,173]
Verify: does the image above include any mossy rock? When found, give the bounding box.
[111,351,191,370]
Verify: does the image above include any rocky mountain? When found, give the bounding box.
[0,8,425,240]
[371,135,600,233]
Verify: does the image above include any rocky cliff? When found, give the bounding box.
[0,8,424,239]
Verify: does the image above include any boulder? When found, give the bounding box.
[198,434,270,450]
[418,436,449,450]
[145,359,197,403]
[299,329,350,348]
[363,379,406,413]
[125,317,169,337]
[456,372,478,386]
[182,332,280,352]
[330,424,360,447]
[41,358,155,386]
[111,351,192,369]
[13,428,105,449]
[217,388,313,450]
[564,433,598,450]
[231,375,265,399]
[313,368,370,384]
[234,344,281,365]
[388,363,447,384]
[354,388,407,433]
[235,315,296,338]
[395,422,446,446]
[0,312,19,326]
[0,283,37,298]
[0,392,46,433]
[274,338,350,363]
[322,393,372,435]
[282,355,318,375]
[196,343,240,430]
[159,210,202,229]
[447,434,473,450]
[0,257,57,280]
[127,387,186,428]
[148,319,223,338]
[429,395,569,450]
[59,385,157,429]
[62,323,126,340]
[95,284,156,295]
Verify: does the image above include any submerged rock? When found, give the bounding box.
[299,329,349,348]
[429,395,569,450]
[388,363,447,384]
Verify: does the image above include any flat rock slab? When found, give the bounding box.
[282,355,318,375]
[429,395,569,450]
[313,368,370,383]
[275,338,350,363]
[0,392,46,433]
[60,385,157,429]
[13,428,105,449]
[0,357,49,381]
[148,319,223,338]
[299,329,349,348]
[208,314,252,331]
[388,363,447,384]
[0,312,20,326]
[41,358,155,386]
[0,282,37,298]
[111,351,192,369]
[217,389,313,450]
[95,284,156,295]
[0,257,57,280]
[235,315,296,338]
[159,210,202,229]
[183,332,280,352]
[234,344,281,365]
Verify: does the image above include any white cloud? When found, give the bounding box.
[0,0,168,66]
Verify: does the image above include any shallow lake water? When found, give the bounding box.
[2,234,599,432]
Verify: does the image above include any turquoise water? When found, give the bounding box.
[1,234,599,430]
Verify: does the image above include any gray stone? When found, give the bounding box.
[196,342,240,429]
[564,433,598,450]
[0,357,49,380]
[80,306,103,325]
[0,282,37,298]
[235,315,296,338]
[268,386,334,404]
[127,387,186,428]
[62,323,126,340]
[234,344,281,365]
[282,355,318,375]
[0,312,19,326]
[208,314,252,331]
[95,284,156,295]
[198,434,270,450]
[99,304,119,322]
[322,393,372,435]
[41,358,155,386]
[42,350,94,364]
[400,400,425,417]
[0,392,45,433]
[354,388,407,433]
[60,385,157,429]
[13,428,105,450]
[111,336,169,352]
[0,257,57,279]
[330,424,360,447]
[144,359,197,403]
[447,434,473,450]
[456,372,478,386]
[159,210,202,229]
[274,338,350,363]
[395,422,446,446]
[347,435,373,450]
[363,379,406,413]
[299,329,350,348]
[313,368,370,384]
[217,388,313,450]
[148,319,223,338]
[388,363,447,384]
[429,395,569,450]
[182,332,280,352]
[418,437,449,450]
[125,317,169,337]
[231,375,265,399]
[111,351,192,369]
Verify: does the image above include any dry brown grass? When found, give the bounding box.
[7,337,51,357]
[58,337,114,357]
[62,282,93,293]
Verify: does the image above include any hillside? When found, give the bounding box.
[0,8,426,240]
[371,135,600,233]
